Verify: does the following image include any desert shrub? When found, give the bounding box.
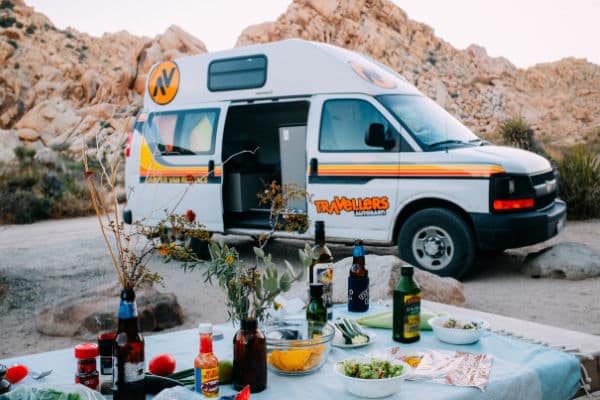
[557,145,600,220]
[0,146,93,224]
[0,15,16,28]
[25,23,35,34]
[0,0,13,10]
[498,117,549,158]
[499,118,533,149]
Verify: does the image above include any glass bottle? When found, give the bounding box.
[306,283,327,338]
[348,239,369,312]
[194,323,219,398]
[232,318,266,393]
[310,221,334,320]
[392,266,421,343]
[113,288,145,400]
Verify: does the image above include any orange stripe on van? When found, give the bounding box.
[317,164,504,178]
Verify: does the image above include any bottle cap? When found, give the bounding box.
[198,323,213,334]
[401,266,414,276]
[309,283,324,298]
[97,333,116,356]
[75,342,99,359]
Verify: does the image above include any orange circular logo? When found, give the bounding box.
[350,61,397,89]
[148,61,180,105]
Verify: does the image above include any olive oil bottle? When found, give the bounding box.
[309,221,334,320]
[392,266,421,343]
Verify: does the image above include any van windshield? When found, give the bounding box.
[377,94,479,149]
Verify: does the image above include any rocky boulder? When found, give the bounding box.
[35,283,184,337]
[523,242,600,280]
[0,129,20,162]
[330,255,465,306]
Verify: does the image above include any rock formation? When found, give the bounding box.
[1,0,599,163]
[0,0,206,161]
[237,0,600,148]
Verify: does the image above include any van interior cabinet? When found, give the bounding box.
[278,125,307,212]
[224,172,265,212]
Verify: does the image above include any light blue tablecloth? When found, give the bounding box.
[2,305,581,399]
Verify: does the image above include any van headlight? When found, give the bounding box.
[490,174,535,212]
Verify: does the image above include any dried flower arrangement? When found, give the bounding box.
[82,145,164,290]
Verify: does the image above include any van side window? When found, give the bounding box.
[319,99,396,152]
[145,109,219,155]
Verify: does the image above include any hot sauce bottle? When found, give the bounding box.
[195,323,219,398]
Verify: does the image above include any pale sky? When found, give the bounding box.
[27,0,600,68]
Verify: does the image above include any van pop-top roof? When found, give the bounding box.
[143,39,420,110]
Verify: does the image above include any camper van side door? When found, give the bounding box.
[306,95,401,242]
[129,103,227,232]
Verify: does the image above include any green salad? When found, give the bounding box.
[339,359,404,379]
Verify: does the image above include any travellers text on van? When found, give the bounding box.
[314,196,389,216]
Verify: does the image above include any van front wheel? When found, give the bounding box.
[397,208,475,279]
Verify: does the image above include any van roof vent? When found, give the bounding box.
[208,54,267,92]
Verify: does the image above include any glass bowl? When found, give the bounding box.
[265,321,334,376]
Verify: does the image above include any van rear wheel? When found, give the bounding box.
[397,208,475,279]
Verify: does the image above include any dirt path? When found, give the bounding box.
[1,217,599,359]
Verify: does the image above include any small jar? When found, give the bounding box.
[98,333,116,394]
[75,343,99,390]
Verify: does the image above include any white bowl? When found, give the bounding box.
[429,316,490,345]
[334,357,411,398]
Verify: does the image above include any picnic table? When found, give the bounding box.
[2,303,581,400]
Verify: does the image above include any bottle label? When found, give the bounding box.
[113,359,144,384]
[195,367,219,397]
[403,294,421,339]
[118,300,137,319]
[100,356,113,375]
[313,262,334,308]
[348,276,369,311]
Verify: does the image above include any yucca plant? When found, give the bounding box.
[557,145,600,220]
[499,117,534,150]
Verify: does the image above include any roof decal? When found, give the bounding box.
[148,61,180,105]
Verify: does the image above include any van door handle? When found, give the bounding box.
[309,158,318,176]
[208,160,214,177]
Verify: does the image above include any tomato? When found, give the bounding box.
[148,354,176,376]
[6,365,28,384]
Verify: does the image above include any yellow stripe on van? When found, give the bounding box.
[139,138,222,181]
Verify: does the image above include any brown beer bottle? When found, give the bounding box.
[113,288,145,400]
[348,239,369,312]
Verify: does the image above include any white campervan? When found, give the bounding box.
[124,39,565,278]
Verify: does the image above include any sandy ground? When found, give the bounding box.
[0,216,599,359]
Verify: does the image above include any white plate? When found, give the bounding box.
[333,332,376,348]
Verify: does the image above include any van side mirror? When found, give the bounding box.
[365,123,395,150]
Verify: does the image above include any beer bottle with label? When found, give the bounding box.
[348,239,369,312]
[306,283,327,337]
[392,266,421,343]
[113,288,145,400]
[195,323,219,398]
[310,221,334,320]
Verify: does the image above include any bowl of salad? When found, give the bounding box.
[334,357,411,398]
[429,316,490,345]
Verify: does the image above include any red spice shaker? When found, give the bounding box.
[75,343,99,390]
